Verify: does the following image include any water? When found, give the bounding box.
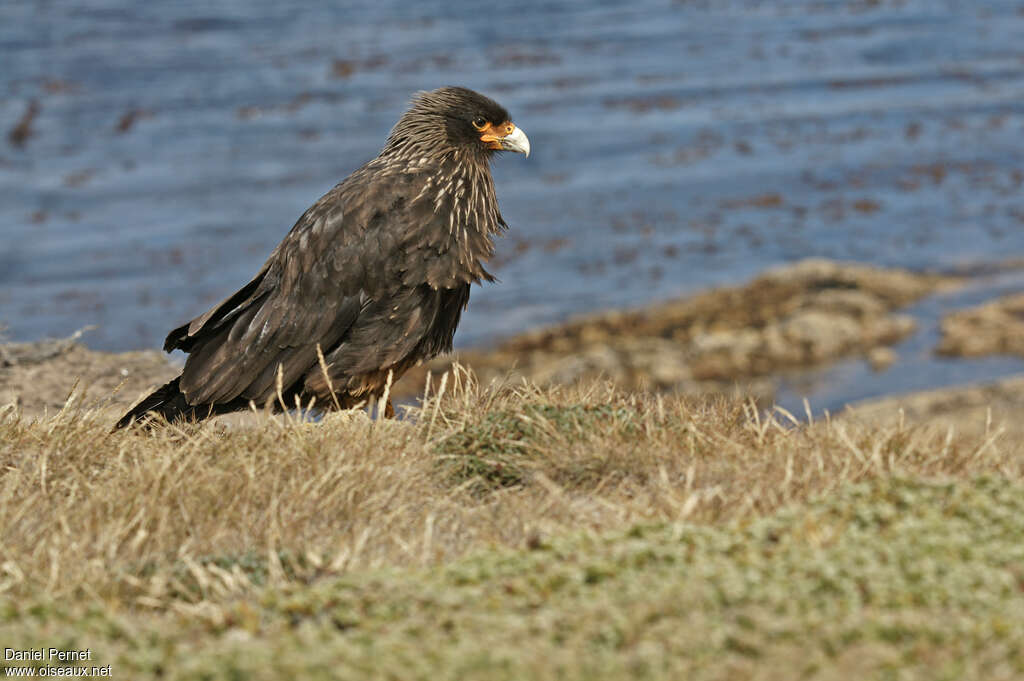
[3,0,1024,406]
[774,269,1024,415]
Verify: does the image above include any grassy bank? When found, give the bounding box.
[2,371,1022,679]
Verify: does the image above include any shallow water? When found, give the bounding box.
[774,268,1024,415]
[3,0,1024,406]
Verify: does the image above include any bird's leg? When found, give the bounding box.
[384,399,395,419]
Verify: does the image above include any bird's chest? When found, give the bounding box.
[400,164,499,289]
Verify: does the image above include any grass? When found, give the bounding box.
[1,367,1023,679]
[435,402,641,492]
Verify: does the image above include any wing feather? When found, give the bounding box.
[166,158,491,408]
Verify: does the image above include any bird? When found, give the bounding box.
[115,86,529,429]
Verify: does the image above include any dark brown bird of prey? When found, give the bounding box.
[116,87,529,428]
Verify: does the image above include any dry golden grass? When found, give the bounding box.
[2,366,1021,604]
[2,367,1024,679]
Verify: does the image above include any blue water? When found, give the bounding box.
[3,0,1024,406]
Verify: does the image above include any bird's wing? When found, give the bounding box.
[166,166,438,406]
[304,281,469,399]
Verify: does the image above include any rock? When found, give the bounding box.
[0,338,178,418]
[793,289,886,319]
[843,372,1024,442]
[867,347,897,372]
[0,335,80,367]
[618,338,693,387]
[779,310,862,360]
[937,292,1024,358]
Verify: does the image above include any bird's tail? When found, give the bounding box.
[114,376,193,429]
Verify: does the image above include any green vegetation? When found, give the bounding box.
[1,373,1022,679]
[436,402,641,492]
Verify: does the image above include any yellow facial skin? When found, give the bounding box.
[475,120,530,156]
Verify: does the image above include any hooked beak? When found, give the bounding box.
[499,125,530,157]
[481,122,531,158]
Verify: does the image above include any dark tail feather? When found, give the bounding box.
[114,376,195,430]
[115,376,252,430]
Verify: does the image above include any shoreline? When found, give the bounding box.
[3,258,1023,429]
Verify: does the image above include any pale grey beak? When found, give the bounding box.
[501,126,530,157]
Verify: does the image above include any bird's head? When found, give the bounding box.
[385,86,530,160]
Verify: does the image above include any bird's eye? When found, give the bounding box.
[472,117,487,130]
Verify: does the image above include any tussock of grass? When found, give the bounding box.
[435,402,640,492]
[1,369,1023,679]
